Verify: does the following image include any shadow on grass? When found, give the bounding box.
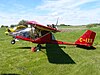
[76,45,96,50]
[16,47,31,49]
[0,73,20,75]
[46,44,76,64]
[16,45,66,50]
[16,44,75,64]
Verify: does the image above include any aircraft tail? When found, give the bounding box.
[75,30,96,47]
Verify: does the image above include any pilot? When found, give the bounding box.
[29,28,39,39]
[34,30,39,38]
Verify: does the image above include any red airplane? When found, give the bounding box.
[11,21,96,52]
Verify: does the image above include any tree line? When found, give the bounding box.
[0,20,100,28]
[0,20,28,28]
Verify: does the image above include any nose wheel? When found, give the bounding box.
[11,40,16,44]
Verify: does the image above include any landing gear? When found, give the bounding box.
[11,40,16,44]
[11,39,19,44]
[31,44,42,52]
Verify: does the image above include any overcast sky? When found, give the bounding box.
[0,0,100,26]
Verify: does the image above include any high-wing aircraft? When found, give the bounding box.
[10,21,96,52]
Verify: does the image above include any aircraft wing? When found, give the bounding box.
[27,21,60,33]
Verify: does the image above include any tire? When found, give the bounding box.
[31,47,37,52]
[11,40,15,44]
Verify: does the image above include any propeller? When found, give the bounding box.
[56,17,59,26]
[55,17,59,29]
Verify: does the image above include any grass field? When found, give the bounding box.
[0,26,100,75]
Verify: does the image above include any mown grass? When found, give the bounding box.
[0,27,100,75]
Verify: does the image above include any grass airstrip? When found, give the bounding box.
[0,26,100,75]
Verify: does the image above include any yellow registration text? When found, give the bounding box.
[79,38,93,43]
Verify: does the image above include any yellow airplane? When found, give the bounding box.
[5,25,27,35]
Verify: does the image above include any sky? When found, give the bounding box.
[0,0,100,26]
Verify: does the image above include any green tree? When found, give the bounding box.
[18,20,28,27]
[1,25,4,28]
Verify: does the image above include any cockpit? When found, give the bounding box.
[16,27,47,39]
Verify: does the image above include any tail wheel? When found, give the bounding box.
[11,40,15,44]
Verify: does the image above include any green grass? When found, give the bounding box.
[0,27,100,75]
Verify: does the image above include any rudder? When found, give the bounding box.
[75,30,96,47]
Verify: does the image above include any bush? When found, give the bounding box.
[86,24,97,28]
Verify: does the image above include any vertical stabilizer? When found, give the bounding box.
[75,30,96,47]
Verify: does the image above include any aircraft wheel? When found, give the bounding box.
[6,33,8,35]
[31,47,37,52]
[11,40,15,44]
